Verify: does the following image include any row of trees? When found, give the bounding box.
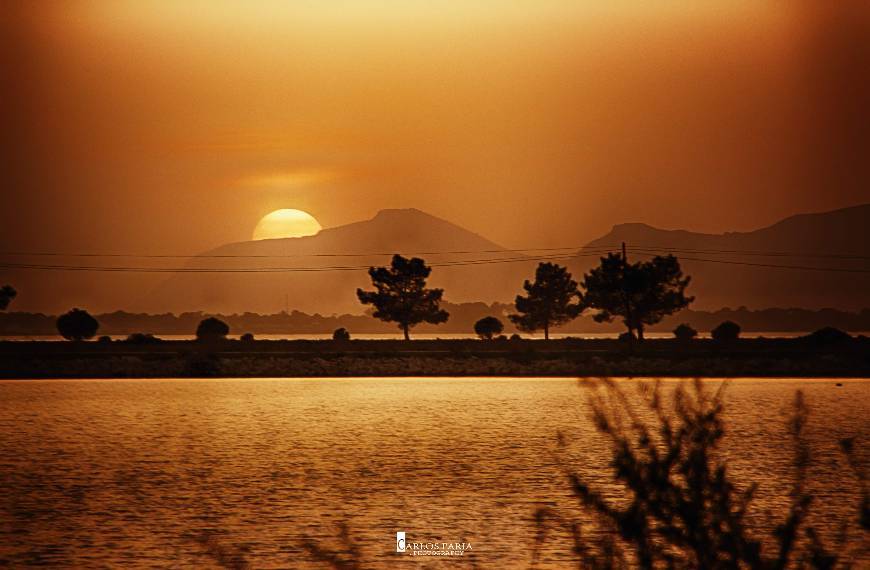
[4,250,695,341]
[45,307,744,343]
[357,252,693,340]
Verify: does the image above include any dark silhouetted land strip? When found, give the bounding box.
[1,337,868,378]
[3,306,870,337]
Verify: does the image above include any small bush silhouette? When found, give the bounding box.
[196,317,229,341]
[97,335,112,344]
[332,327,351,341]
[240,332,255,342]
[56,308,99,341]
[712,320,741,342]
[618,331,636,343]
[125,332,161,344]
[804,327,851,346]
[673,323,698,341]
[474,316,504,340]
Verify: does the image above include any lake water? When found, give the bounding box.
[0,377,867,567]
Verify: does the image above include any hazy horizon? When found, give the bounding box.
[2,2,869,313]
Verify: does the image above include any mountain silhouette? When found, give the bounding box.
[568,203,870,310]
[144,204,870,314]
[147,209,537,314]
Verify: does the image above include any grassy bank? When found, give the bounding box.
[1,337,868,378]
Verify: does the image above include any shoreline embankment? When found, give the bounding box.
[1,337,868,378]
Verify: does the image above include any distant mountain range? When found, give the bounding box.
[568,203,870,310]
[147,208,539,314]
[145,204,870,314]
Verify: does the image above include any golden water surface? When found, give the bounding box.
[0,378,867,567]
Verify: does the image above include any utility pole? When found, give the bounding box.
[621,241,635,340]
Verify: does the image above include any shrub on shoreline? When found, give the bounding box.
[56,308,99,341]
[124,332,161,344]
[474,316,504,340]
[712,320,741,342]
[196,317,229,342]
[673,323,698,341]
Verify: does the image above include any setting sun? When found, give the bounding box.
[2,3,869,567]
[252,209,322,240]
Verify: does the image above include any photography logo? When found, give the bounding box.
[394,531,472,557]
[396,532,406,553]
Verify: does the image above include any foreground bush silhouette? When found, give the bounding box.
[196,317,229,341]
[474,316,504,340]
[56,308,99,341]
[712,320,741,342]
[534,379,867,569]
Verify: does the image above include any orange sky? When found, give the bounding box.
[2,1,869,257]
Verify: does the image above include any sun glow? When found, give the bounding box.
[252,209,322,240]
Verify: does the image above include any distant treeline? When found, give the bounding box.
[1,303,868,336]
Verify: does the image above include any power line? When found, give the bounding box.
[0,252,600,274]
[2,243,868,260]
[1,249,869,274]
[0,245,599,259]
[623,245,870,261]
[625,252,870,274]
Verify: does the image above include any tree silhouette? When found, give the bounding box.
[509,262,582,340]
[474,316,504,340]
[582,253,693,340]
[196,317,230,341]
[332,327,351,341]
[673,323,698,341]
[356,254,449,340]
[712,320,741,342]
[56,308,99,341]
[0,285,16,310]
